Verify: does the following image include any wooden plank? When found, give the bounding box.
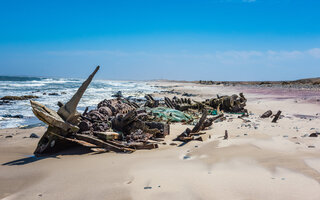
[75,134,135,153]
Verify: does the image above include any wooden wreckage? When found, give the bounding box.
[31,66,249,155]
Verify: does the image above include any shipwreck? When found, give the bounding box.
[31,66,253,155]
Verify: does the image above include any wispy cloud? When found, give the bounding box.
[45,48,320,61]
[308,48,320,58]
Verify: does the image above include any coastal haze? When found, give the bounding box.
[0,0,320,200]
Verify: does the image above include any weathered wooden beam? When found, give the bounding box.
[58,66,100,124]
[75,134,135,153]
[128,142,158,150]
[272,110,282,123]
[191,110,208,133]
[224,130,228,140]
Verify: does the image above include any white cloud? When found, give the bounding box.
[308,48,320,58]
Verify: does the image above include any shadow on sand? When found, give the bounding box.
[2,146,93,166]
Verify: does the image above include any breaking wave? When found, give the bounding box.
[0,76,157,129]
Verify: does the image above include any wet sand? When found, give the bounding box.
[0,81,320,200]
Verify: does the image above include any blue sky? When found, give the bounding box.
[0,0,319,81]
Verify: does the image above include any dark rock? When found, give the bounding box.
[0,100,12,105]
[182,93,196,97]
[5,135,13,138]
[260,110,272,118]
[0,95,39,100]
[183,155,191,160]
[309,133,319,137]
[2,114,23,118]
[30,133,39,138]
[112,91,123,98]
[48,93,59,96]
[61,92,67,95]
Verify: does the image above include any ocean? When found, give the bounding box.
[0,76,157,129]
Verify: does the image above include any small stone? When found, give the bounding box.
[30,133,39,138]
[144,186,152,189]
[5,135,13,138]
[283,135,288,138]
[183,155,191,160]
[244,134,248,136]
[170,143,177,146]
[308,145,315,148]
[309,133,318,137]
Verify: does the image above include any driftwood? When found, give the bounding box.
[174,124,205,143]
[75,134,135,153]
[272,110,282,123]
[203,114,224,128]
[191,110,208,133]
[238,116,251,123]
[94,131,120,140]
[224,130,228,140]
[128,142,159,150]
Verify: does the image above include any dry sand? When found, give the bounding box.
[0,82,319,200]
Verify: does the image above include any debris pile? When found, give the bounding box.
[260,109,282,123]
[30,66,250,155]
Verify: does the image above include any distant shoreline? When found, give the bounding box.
[154,77,320,89]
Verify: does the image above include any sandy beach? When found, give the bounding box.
[0,81,320,200]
